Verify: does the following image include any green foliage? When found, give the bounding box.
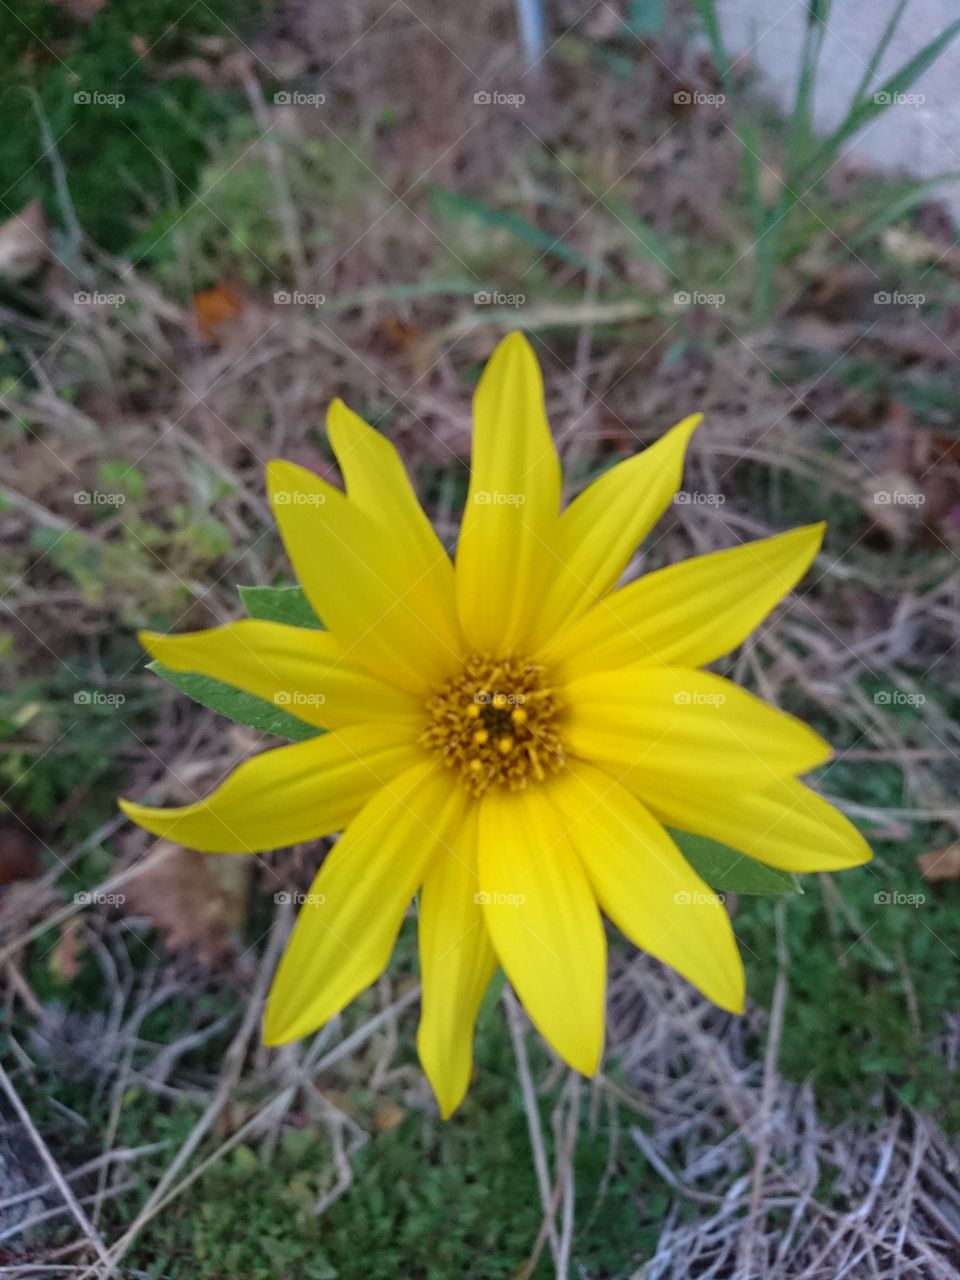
[147,662,322,742]
[145,584,325,739]
[0,0,254,250]
[738,757,960,1126]
[671,830,801,895]
[692,0,960,321]
[238,584,322,629]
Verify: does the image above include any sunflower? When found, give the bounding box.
[120,332,870,1117]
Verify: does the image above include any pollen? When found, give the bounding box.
[419,654,566,796]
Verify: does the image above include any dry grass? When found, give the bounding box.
[1,0,959,1275]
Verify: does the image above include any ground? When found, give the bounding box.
[1,0,959,1276]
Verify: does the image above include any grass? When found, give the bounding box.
[2,0,960,1274]
[0,0,253,252]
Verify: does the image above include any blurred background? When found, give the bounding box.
[1,0,959,1275]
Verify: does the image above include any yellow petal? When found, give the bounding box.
[644,776,872,872]
[140,621,422,729]
[563,666,831,793]
[263,762,467,1044]
[544,523,825,679]
[456,333,561,654]
[417,802,497,1118]
[551,763,744,1012]
[118,722,422,853]
[528,414,701,652]
[326,399,461,653]
[478,787,605,1075]
[267,459,459,691]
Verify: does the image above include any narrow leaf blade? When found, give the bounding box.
[148,662,322,742]
[670,830,802,895]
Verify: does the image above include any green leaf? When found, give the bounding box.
[238,584,322,629]
[429,186,603,274]
[670,830,801,895]
[148,662,322,742]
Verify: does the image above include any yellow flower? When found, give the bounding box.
[120,333,870,1117]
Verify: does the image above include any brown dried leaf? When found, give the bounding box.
[0,826,42,886]
[193,282,245,344]
[917,843,960,882]
[123,840,251,963]
[374,1102,406,1132]
[0,200,49,282]
[50,920,84,983]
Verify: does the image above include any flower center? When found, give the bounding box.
[420,654,566,796]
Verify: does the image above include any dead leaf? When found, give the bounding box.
[374,1103,406,1132]
[917,843,960,882]
[0,200,49,282]
[193,282,244,344]
[123,840,251,963]
[0,826,42,886]
[50,920,84,983]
